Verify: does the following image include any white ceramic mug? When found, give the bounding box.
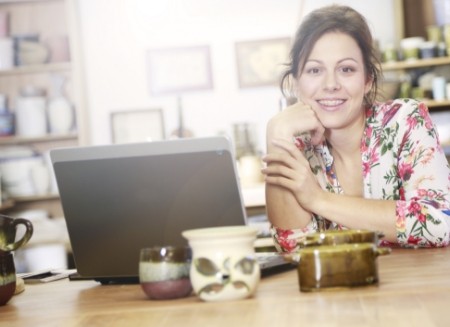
[182,226,260,302]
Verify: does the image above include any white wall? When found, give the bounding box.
[77,0,398,152]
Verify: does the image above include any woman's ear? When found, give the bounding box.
[364,74,374,94]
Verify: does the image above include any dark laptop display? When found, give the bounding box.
[50,137,248,283]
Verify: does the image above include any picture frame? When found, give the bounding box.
[110,108,165,144]
[235,37,291,88]
[146,45,213,95]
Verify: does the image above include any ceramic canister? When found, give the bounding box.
[182,226,260,302]
[301,229,384,247]
[287,243,391,292]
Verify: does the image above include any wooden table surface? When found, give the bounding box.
[2,246,450,327]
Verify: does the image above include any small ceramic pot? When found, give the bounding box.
[182,226,260,302]
[286,243,391,292]
[301,229,384,247]
[139,246,192,300]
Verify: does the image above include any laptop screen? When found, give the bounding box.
[51,137,247,280]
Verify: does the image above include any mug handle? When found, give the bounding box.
[375,246,392,257]
[7,218,34,251]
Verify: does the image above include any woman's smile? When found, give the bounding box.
[316,98,347,111]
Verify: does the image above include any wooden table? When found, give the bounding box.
[2,247,450,327]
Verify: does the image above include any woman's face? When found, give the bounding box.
[296,32,372,132]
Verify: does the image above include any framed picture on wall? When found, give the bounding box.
[235,37,291,88]
[146,45,214,95]
[110,108,165,144]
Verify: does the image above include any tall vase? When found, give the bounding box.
[47,74,74,134]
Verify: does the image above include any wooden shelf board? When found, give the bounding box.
[424,100,450,108]
[0,132,77,145]
[10,193,59,203]
[382,57,450,71]
[0,62,71,77]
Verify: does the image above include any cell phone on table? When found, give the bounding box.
[19,269,76,284]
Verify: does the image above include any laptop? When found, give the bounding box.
[50,136,290,284]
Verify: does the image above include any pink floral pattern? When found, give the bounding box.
[271,99,450,252]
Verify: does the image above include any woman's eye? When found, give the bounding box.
[306,67,321,74]
[340,66,355,73]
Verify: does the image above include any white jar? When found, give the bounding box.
[432,76,446,101]
[0,37,13,70]
[182,226,260,302]
[15,96,47,137]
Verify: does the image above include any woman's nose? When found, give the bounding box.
[323,73,341,91]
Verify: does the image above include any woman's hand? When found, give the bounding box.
[266,101,324,145]
[262,138,323,212]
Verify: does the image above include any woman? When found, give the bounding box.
[262,4,450,252]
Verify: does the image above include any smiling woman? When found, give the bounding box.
[262,4,450,252]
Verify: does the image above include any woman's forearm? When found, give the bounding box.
[265,183,312,229]
[309,191,398,241]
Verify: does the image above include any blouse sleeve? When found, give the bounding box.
[393,100,450,247]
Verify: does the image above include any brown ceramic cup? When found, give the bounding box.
[139,246,192,300]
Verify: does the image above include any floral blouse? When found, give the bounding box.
[271,99,450,252]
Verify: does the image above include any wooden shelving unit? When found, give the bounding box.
[382,57,450,71]
[0,132,77,145]
[381,57,450,162]
[0,0,81,217]
[0,62,71,76]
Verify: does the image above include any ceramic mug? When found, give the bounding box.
[0,214,33,306]
[0,253,16,305]
[0,214,33,253]
[139,246,192,300]
[182,226,260,302]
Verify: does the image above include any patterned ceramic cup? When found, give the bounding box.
[139,246,192,300]
[182,226,260,302]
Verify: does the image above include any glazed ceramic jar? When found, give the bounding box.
[287,243,391,292]
[139,246,192,300]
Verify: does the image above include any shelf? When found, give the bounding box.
[0,62,71,77]
[0,132,77,145]
[0,0,59,5]
[382,57,450,71]
[0,199,15,212]
[10,193,59,203]
[424,100,450,108]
